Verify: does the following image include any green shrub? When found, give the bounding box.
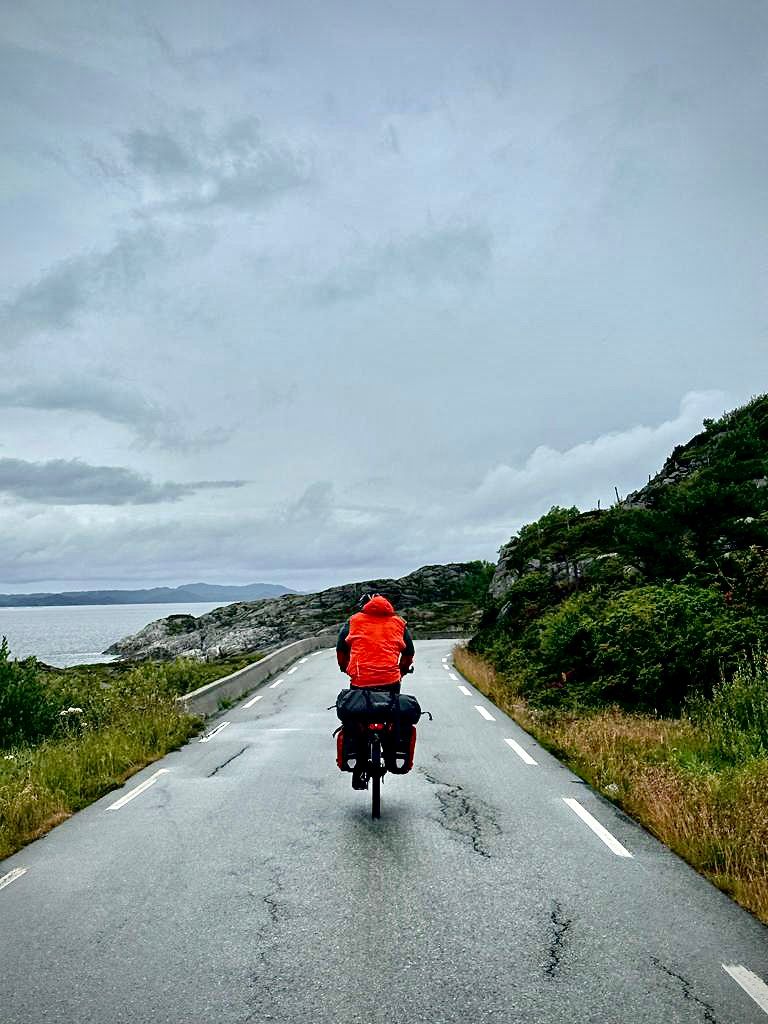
[589,584,727,711]
[689,652,768,763]
[0,639,58,749]
[490,583,768,714]
[457,560,496,605]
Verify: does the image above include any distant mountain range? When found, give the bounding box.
[0,582,296,608]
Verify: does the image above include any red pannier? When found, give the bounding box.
[336,727,359,771]
[383,723,417,774]
[335,721,418,774]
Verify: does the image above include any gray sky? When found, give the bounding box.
[1,0,767,591]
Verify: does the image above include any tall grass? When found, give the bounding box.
[0,663,201,860]
[688,650,768,763]
[453,645,768,924]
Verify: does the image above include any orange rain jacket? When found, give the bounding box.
[336,595,415,687]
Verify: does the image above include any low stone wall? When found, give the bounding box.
[177,629,468,717]
[176,632,337,717]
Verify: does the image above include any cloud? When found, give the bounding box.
[0,390,738,585]
[310,223,493,305]
[283,480,334,523]
[102,117,312,211]
[122,128,194,177]
[0,227,165,347]
[466,391,730,523]
[0,458,245,506]
[0,378,231,451]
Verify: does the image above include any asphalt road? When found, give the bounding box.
[1,639,767,1024]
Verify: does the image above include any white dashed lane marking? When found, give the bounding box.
[504,737,538,765]
[457,685,472,696]
[311,651,324,657]
[723,964,768,1015]
[448,672,458,681]
[0,868,27,892]
[287,666,299,675]
[299,657,309,664]
[106,769,171,810]
[199,722,231,743]
[474,705,496,722]
[269,677,284,689]
[243,693,264,708]
[562,798,633,858]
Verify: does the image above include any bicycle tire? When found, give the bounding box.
[371,737,381,820]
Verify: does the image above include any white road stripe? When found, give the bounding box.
[243,693,264,708]
[0,868,27,892]
[269,677,285,689]
[458,685,472,696]
[107,768,170,810]
[504,737,538,765]
[723,964,768,1015]
[311,651,324,657]
[448,672,458,681]
[199,722,231,743]
[474,705,496,721]
[287,666,299,675]
[442,664,451,672]
[441,657,448,663]
[562,798,633,858]
[299,657,309,664]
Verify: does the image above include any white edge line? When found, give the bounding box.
[457,685,472,696]
[243,693,264,708]
[0,867,28,891]
[723,964,768,1014]
[503,737,538,765]
[562,797,633,858]
[107,768,171,810]
[287,666,299,675]
[442,664,451,672]
[199,721,231,743]
[299,657,309,664]
[269,678,284,689]
[311,651,324,657]
[448,672,458,681]
[474,705,496,722]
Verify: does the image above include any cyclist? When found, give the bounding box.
[336,592,415,787]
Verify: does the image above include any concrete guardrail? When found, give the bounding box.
[176,631,337,717]
[176,628,469,717]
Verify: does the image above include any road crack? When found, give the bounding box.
[419,768,501,858]
[544,900,572,977]
[650,956,722,1024]
[207,746,248,776]
[262,893,280,924]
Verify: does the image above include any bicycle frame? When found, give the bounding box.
[366,722,387,820]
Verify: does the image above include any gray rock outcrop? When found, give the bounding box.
[105,563,482,661]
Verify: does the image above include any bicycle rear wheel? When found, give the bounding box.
[371,737,381,820]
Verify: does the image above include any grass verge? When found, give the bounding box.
[0,660,208,860]
[453,645,768,925]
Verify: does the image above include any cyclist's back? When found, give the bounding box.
[336,593,414,689]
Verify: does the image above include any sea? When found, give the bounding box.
[0,602,226,668]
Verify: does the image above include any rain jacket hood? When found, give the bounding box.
[361,595,396,617]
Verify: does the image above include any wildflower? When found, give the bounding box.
[59,706,84,716]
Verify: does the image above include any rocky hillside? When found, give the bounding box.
[473,394,768,713]
[106,562,492,661]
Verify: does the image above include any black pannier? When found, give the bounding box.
[335,688,422,725]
